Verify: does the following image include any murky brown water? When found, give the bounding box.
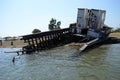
[0,44,120,80]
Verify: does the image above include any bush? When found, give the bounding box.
[32,29,41,34]
[112,27,120,33]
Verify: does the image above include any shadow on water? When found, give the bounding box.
[73,37,120,57]
[103,37,120,44]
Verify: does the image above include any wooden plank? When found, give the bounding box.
[5,50,23,53]
[5,49,35,54]
[78,38,99,53]
[86,38,99,45]
[21,28,69,40]
[79,43,88,51]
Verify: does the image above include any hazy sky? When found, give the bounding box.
[0,0,120,37]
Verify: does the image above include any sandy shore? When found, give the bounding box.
[0,33,120,48]
[109,32,120,38]
[0,40,27,48]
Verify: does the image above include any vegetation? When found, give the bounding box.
[13,36,17,41]
[4,36,12,41]
[112,27,120,33]
[48,18,61,31]
[32,29,41,34]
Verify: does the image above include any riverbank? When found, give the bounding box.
[0,40,27,48]
[0,33,120,48]
[109,32,120,38]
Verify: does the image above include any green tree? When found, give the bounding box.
[113,24,120,32]
[13,36,17,40]
[112,27,120,33]
[56,21,61,29]
[32,29,41,34]
[48,18,61,31]
[115,27,120,32]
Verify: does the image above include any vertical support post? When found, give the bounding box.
[41,36,44,49]
[39,37,42,48]
[35,38,38,50]
[47,35,50,47]
[27,39,31,45]
[31,38,35,49]
[45,35,48,47]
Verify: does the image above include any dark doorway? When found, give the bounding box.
[81,28,88,35]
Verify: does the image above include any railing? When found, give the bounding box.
[21,28,70,53]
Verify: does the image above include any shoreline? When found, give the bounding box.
[0,33,120,48]
[0,40,27,48]
[109,32,120,38]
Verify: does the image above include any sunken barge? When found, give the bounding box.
[20,8,112,54]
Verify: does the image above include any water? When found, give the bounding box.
[0,44,120,80]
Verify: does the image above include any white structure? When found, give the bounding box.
[76,8,89,33]
[75,8,110,38]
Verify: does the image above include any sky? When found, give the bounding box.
[0,0,120,37]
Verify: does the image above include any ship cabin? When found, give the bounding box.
[69,8,112,38]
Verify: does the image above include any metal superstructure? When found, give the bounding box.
[70,8,112,38]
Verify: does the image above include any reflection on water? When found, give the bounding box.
[0,44,120,80]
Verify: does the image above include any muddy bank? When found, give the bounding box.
[0,40,27,48]
[109,32,120,38]
[0,33,120,48]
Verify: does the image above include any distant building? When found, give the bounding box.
[4,37,13,41]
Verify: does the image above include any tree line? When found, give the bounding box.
[112,27,120,33]
[32,18,61,34]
